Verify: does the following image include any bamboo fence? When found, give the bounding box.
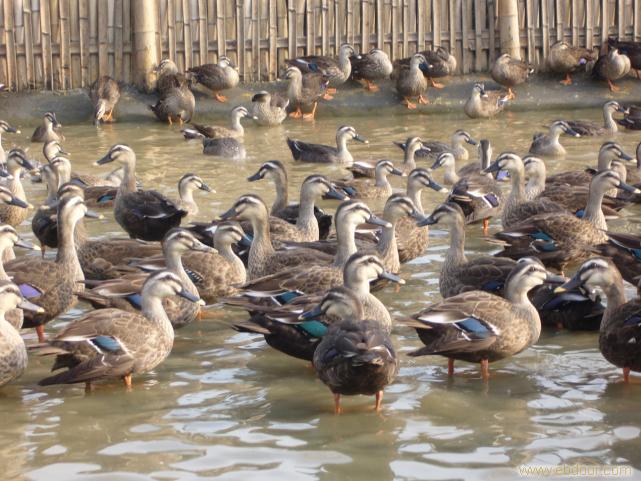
[1,0,640,91]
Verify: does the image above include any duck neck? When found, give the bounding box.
[403,147,418,170]
[333,219,357,267]
[604,107,617,132]
[56,214,82,281]
[120,159,137,195]
[445,218,467,269]
[407,184,424,214]
[215,239,240,265]
[271,172,288,215]
[296,188,319,239]
[74,217,88,249]
[601,273,627,329]
[378,213,399,269]
[336,133,349,155]
[525,171,546,200]
[179,184,195,208]
[374,169,391,188]
[507,165,526,205]
[231,113,244,133]
[344,271,371,297]
[249,212,275,268]
[141,294,174,338]
[0,245,9,280]
[338,49,351,76]
[583,184,608,230]
[549,127,563,144]
[443,162,460,184]
[451,138,466,159]
[165,247,187,278]
[505,281,535,307]
[7,165,25,200]
[288,76,302,102]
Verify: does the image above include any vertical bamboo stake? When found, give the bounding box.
[198,0,207,64]
[123,0,132,82]
[555,0,563,41]
[346,0,353,47]
[133,0,159,90]
[334,0,340,51]
[475,0,485,70]
[449,0,456,54]
[288,0,296,59]
[322,0,329,53]
[79,0,89,86]
[23,1,34,89]
[618,0,624,38]
[635,0,641,41]
[391,0,398,58]
[361,0,369,53]
[572,0,579,44]
[401,0,408,56]
[3,0,16,90]
[540,0,548,58]
[236,1,245,80]
[601,0,609,47]
[115,0,124,80]
[253,0,260,80]
[269,0,277,79]
[41,0,53,89]
[525,0,534,63]
[433,0,441,49]
[99,0,109,77]
[182,0,192,68]
[168,0,176,61]
[499,0,520,57]
[461,0,469,72]
[416,0,424,51]
[216,0,225,56]
[59,0,71,89]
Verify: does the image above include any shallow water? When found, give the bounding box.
[2,107,641,481]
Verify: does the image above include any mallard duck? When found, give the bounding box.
[219,194,334,279]
[286,43,355,92]
[187,56,239,102]
[31,112,64,143]
[395,53,429,108]
[349,136,425,178]
[406,259,553,379]
[78,229,213,329]
[246,160,332,239]
[182,106,252,140]
[0,120,20,166]
[396,130,477,162]
[90,75,120,125]
[150,82,196,125]
[464,83,509,119]
[6,195,90,342]
[0,281,43,387]
[392,47,457,88]
[95,145,187,241]
[250,91,289,126]
[287,125,368,164]
[283,66,329,120]
[0,149,34,227]
[350,48,393,91]
[608,38,641,77]
[495,170,639,273]
[490,53,534,99]
[33,270,202,389]
[547,41,597,85]
[556,258,641,382]
[529,120,581,157]
[202,137,245,159]
[175,173,212,216]
[561,100,625,136]
[153,59,189,95]
[335,160,403,199]
[593,48,631,92]
[594,231,641,285]
[311,290,398,414]
[617,105,641,130]
[224,252,403,361]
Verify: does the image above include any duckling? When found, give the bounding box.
[406,259,554,380]
[350,48,393,91]
[286,44,355,93]
[529,120,581,157]
[556,258,641,382]
[490,53,534,99]
[33,270,203,389]
[350,136,425,178]
[287,125,368,164]
[312,290,398,414]
[182,106,252,140]
[547,41,597,85]
[593,48,631,92]
[175,173,212,216]
[334,160,404,200]
[0,149,34,227]
[202,137,246,160]
[283,66,329,120]
[0,281,43,387]
[90,75,120,125]
[31,112,64,143]
[0,121,20,166]
[250,91,289,126]
[187,56,239,102]
[560,100,626,136]
[464,83,509,119]
[395,53,429,108]
[95,145,188,241]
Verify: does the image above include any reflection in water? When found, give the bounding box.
[0,109,639,480]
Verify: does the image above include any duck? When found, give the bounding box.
[392,46,457,88]
[617,105,641,130]
[349,136,425,178]
[202,137,245,159]
[592,48,631,92]
[0,120,20,166]
[396,129,477,162]
[494,170,639,273]
[283,66,329,120]
[150,81,196,125]
[224,252,403,362]
[0,149,34,227]
[594,231,641,285]
[218,194,334,280]
[556,258,641,382]
[529,120,581,157]
[31,163,64,255]
[182,106,252,140]
[560,100,625,136]
[406,259,554,380]
[95,144,188,241]
[464,83,509,119]
[334,160,404,199]
[350,48,393,91]
[607,38,641,77]
[175,173,212,216]
[287,125,368,164]
[246,160,332,239]
[395,53,429,108]
[490,53,534,99]
[31,112,64,143]
[153,59,189,95]
[547,41,597,85]
[250,91,289,126]
[0,281,43,387]
[33,270,203,390]
[78,229,213,329]
[90,75,120,125]
[5,194,91,342]
[187,56,240,102]
[286,43,355,93]
[311,288,398,414]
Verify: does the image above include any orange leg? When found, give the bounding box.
[429,78,445,89]
[482,218,489,235]
[36,325,46,343]
[623,367,631,383]
[507,87,516,100]
[402,98,417,109]
[418,94,429,105]
[607,79,621,92]
[123,373,133,390]
[374,390,384,412]
[333,393,342,414]
[480,359,490,381]
[288,107,303,118]
[322,92,334,101]
[213,92,228,102]
[326,87,337,94]
[560,73,573,86]
[302,102,318,120]
[364,80,379,92]
[448,358,455,377]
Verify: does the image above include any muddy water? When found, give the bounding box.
[1,107,641,481]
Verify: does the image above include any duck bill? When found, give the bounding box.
[6,126,19,134]
[0,169,12,179]
[367,214,392,228]
[617,181,641,194]
[390,167,405,177]
[554,275,583,293]
[565,127,581,138]
[85,210,104,219]
[247,171,264,182]
[619,151,634,161]
[429,159,443,170]
[325,185,349,201]
[408,210,426,222]
[8,197,29,209]
[298,304,323,321]
[240,233,253,247]
[95,153,114,166]
[18,158,35,171]
[379,271,405,285]
[482,161,502,174]
[466,138,478,145]
[219,206,238,221]
[191,241,218,254]
[15,237,40,251]
[429,179,448,193]
[19,299,45,313]
[392,141,407,150]
[416,214,437,227]
[354,135,369,144]
[177,288,203,304]
[200,183,214,193]
[545,272,567,284]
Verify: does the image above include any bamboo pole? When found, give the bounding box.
[498,0,521,58]
[115,0,124,80]
[23,1,34,89]
[133,0,159,91]
[99,0,109,77]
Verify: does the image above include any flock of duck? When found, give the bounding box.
[1,38,641,415]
